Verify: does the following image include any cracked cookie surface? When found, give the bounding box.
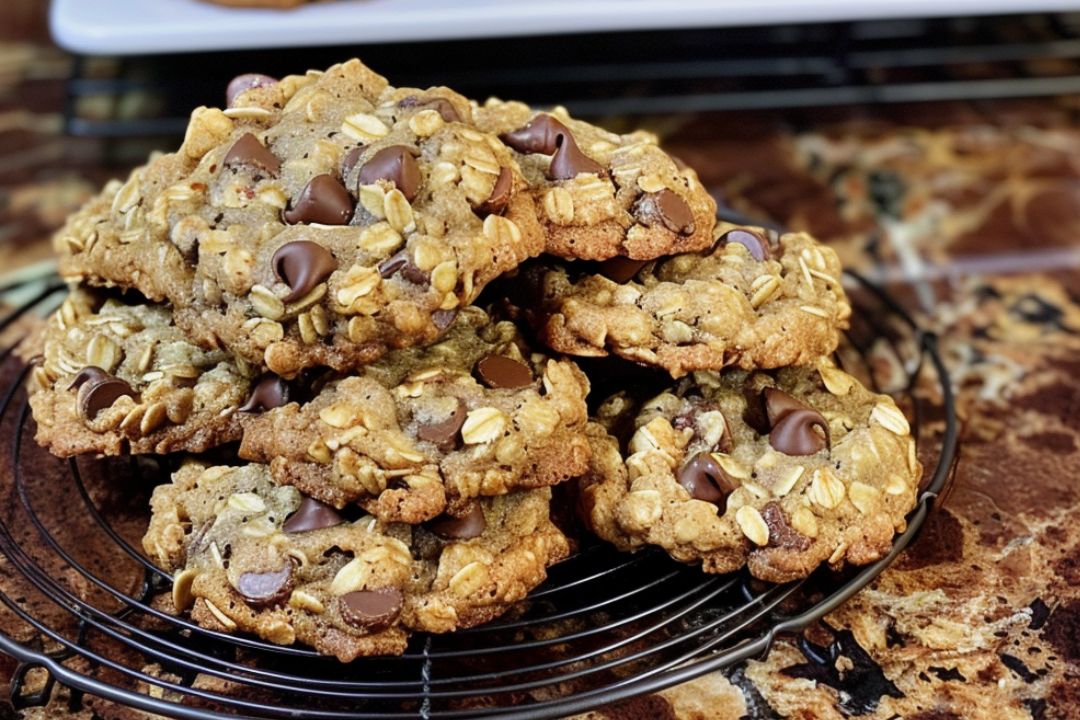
[143,462,570,660]
[474,100,716,261]
[580,360,920,582]
[522,223,851,378]
[27,288,249,456]
[238,307,591,523]
[56,59,543,378]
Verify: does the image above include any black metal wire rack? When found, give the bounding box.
[0,267,957,719]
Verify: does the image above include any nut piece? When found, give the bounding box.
[870,402,911,436]
[460,407,508,445]
[808,468,846,510]
[735,505,770,546]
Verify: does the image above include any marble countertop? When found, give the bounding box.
[0,24,1077,720]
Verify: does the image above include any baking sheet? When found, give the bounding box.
[52,0,1080,56]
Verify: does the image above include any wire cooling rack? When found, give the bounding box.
[0,268,957,719]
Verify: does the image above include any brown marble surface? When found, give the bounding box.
[0,18,1078,720]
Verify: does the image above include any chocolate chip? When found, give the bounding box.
[501,114,566,155]
[432,308,458,331]
[272,240,339,302]
[357,145,422,202]
[549,132,605,181]
[399,96,461,123]
[634,189,694,235]
[417,398,467,448]
[501,114,604,181]
[283,174,354,226]
[677,452,738,507]
[720,229,771,262]
[377,249,429,284]
[341,147,364,180]
[477,166,512,216]
[226,73,277,107]
[283,496,344,533]
[223,133,281,176]
[238,375,290,413]
[77,376,136,420]
[339,588,403,631]
[761,501,811,551]
[426,503,486,539]
[596,256,648,284]
[769,408,829,456]
[235,564,293,607]
[763,388,809,426]
[68,366,108,391]
[476,354,533,389]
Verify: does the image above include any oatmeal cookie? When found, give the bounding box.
[56,59,543,377]
[238,307,591,523]
[27,288,249,456]
[143,462,570,660]
[474,100,716,260]
[580,360,921,582]
[524,223,851,378]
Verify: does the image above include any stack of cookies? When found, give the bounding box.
[26,58,921,661]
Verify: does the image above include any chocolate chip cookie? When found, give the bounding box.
[143,462,570,660]
[523,223,851,378]
[237,307,592,523]
[27,288,250,456]
[580,360,921,582]
[474,101,717,261]
[56,59,543,377]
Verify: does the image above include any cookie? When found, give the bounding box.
[579,360,921,582]
[473,100,717,261]
[27,288,249,456]
[56,59,543,378]
[143,462,570,661]
[522,223,851,378]
[238,307,592,523]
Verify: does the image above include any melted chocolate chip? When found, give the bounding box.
[399,96,461,123]
[357,145,422,202]
[416,398,467,448]
[68,366,108,391]
[476,354,533,389]
[283,174,354,226]
[339,588,403,631]
[477,166,512,216]
[763,388,807,426]
[596,256,648,284]
[769,408,830,456]
[677,452,739,507]
[283,496,344,533]
[238,375,290,413]
[501,114,603,181]
[761,501,811,551]
[236,564,293,607]
[223,133,281,176]
[427,503,486,539]
[720,229,771,262]
[377,249,429,284]
[634,189,694,235]
[272,240,339,302]
[226,73,277,107]
[77,376,136,420]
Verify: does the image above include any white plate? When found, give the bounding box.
[52,0,1080,56]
